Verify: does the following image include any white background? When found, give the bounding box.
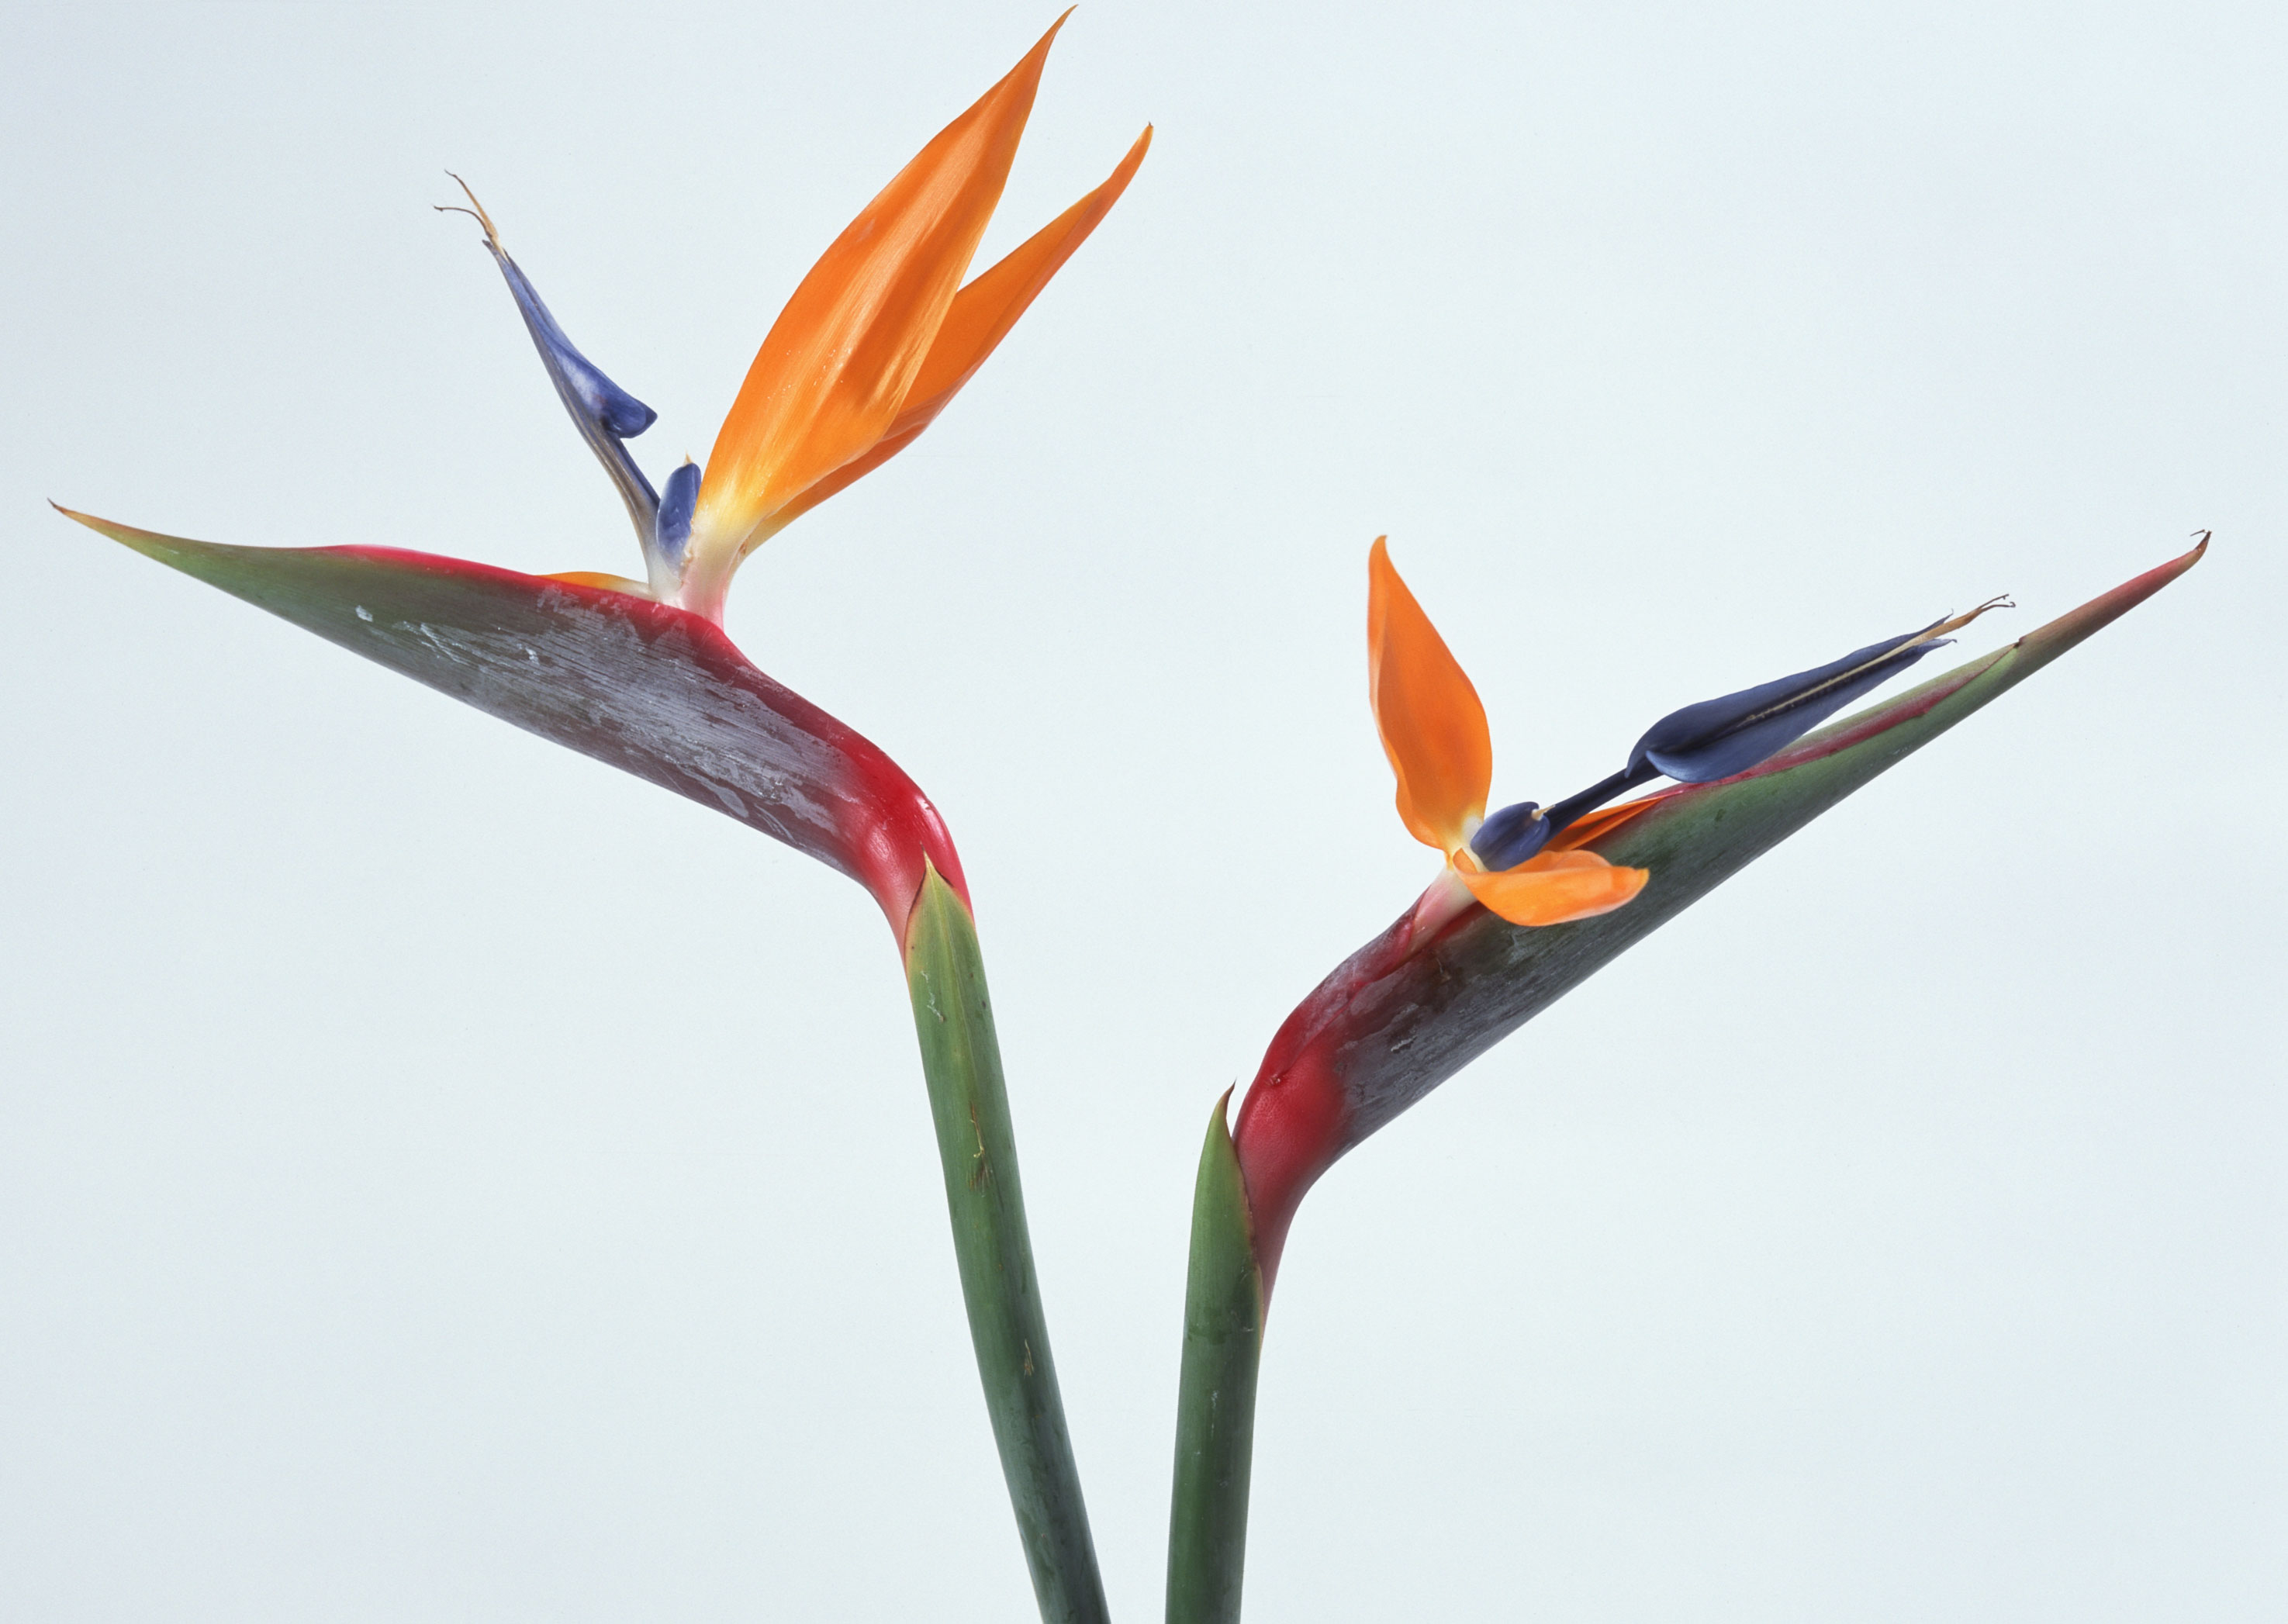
[3,2,2281,1619]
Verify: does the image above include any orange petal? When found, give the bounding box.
[689,15,1070,575]
[544,570,651,596]
[771,123,1153,528]
[1455,849,1649,927]
[1544,792,1675,852]
[1369,537,1491,852]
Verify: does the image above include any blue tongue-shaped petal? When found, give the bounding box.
[441,177,662,570]
[655,461,699,572]
[1471,597,2017,873]
[1633,630,1937,783]
[1629,599,2012,783]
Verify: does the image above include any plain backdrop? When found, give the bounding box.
[3,2,2281,1620]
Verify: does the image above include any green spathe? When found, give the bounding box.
[1166,1093,1263,1624]
[57,510,965,928]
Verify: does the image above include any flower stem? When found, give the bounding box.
[901,865,1108,1624]
[1165,1093,1265,1624]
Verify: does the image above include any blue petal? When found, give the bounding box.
[442,179,663,572]
[1471,800,1554,870]
[489,245,658,441]
[1494,599,2012,854]
[1629,628,1947,784]
[655,461,700,568]
[483,242,661,541]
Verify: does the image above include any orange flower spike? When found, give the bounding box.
[772,123,1154,530]
[1367,536,1493,853]
[684,14,1071,612]
[411,17,1142,620]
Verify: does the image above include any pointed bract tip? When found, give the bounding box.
[52,503,162,558]
[2005,538,2207,666]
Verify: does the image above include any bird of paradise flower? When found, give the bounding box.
[60,18,1146,1624]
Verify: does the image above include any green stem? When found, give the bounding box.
[902,865,1108,1624]
[1166,1093,1265,1624]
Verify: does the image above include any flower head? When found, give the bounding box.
[448,12,1149,622]
[1231,541,2198,1299]
[1367,537,1650,927]
[63,16,1146,943]
[1370,538,2013,897]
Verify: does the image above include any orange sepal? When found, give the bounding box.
[545,570,651,596]
[1368,537,1492,852]
[1455,848,1649,927]
[772,122,1153,528]
[1545,792,1675,852]
[693,14,1069,555]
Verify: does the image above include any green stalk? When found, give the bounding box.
[902,864,1108,1624]
[1165,1093,1265,1624]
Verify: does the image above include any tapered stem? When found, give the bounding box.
[903,866,1108,1624]
[1166,1094,1265,1624]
